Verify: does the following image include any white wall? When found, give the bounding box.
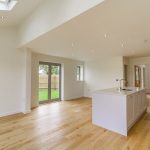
[0,27,27,116]
[84,56,123,97]
[0,27,83,115]
[18,0,104,47]
[31,53,84,108]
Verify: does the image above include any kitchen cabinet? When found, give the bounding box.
[127,90,146,129]
[92,88,147,136]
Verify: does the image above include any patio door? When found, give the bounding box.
[50,64,61,101]
[39,62,61,103]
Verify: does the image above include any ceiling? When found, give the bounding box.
[26,0,150,61]
[0,0,44,26]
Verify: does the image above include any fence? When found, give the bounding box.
[39,74,59,89]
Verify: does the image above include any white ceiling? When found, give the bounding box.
[26,0,150,61]
[0,0,44,26]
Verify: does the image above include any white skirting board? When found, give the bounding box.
[0,109,31,117]
[0,110,22,117]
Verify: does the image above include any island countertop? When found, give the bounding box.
[93,87,145,96]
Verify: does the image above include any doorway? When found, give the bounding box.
[123,65,128,86]
[38,62,61,103]
[134,65,146,88]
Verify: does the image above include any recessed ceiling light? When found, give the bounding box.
[121,41,126,48]
[0,15,7,22]
[104,34,107,38]
[104,33,109,39]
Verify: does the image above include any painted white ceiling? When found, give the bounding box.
[0,0,44,26]
[27,0,150,61]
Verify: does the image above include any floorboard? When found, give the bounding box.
[0,98,150,150]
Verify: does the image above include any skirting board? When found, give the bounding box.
[0,110,22,117]
[64,96,91,101]
[22,109,31,114]
[83,96,92,99]
[0,109,31,118]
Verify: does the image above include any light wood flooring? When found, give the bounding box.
[0,98,150,150]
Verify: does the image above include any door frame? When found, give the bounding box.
[39,61,61,103]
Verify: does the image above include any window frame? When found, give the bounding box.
[76,65,84,81]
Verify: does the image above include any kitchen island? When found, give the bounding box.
[92,87,147,136]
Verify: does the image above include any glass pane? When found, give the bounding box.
[51,65,60,100]
[77,66,80,81]
[0,0,7,2]
[39,64,49,102]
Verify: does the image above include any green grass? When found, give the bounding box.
[39,89,59,101]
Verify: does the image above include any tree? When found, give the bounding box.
[39,65,49,75]
[39,65,59,75]
[51,66,59,75]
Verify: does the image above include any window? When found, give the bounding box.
[0,0,7,2]
[76,65,83,81]
[0,0,17,11]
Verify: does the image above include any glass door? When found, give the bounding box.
[39,63,49,102]
[50,64,61,101]
[39,62,61,103]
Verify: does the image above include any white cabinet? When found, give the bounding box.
[134,93,139,120]
[92,88,147,136]
[127,90,146,129]
[139,92,143,115]
[141,91,147,111]
[127,94,134,128]
[137,92,141,117]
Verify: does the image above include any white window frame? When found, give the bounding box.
[76,65,84,81]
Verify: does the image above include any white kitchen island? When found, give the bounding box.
[92,87,147,136]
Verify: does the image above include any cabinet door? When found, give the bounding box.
[127,94,134,128]
[134,93,139,120]
[144,92,147,109]
[141,91,146,111]
[138,92,143,115]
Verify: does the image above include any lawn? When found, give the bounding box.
[39,88,59,101]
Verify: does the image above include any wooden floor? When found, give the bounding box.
[0,98,150,150]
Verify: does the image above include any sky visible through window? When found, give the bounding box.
[0,0,17,11]
[0,0,7,2]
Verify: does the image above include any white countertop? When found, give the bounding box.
[93,87,145,96]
